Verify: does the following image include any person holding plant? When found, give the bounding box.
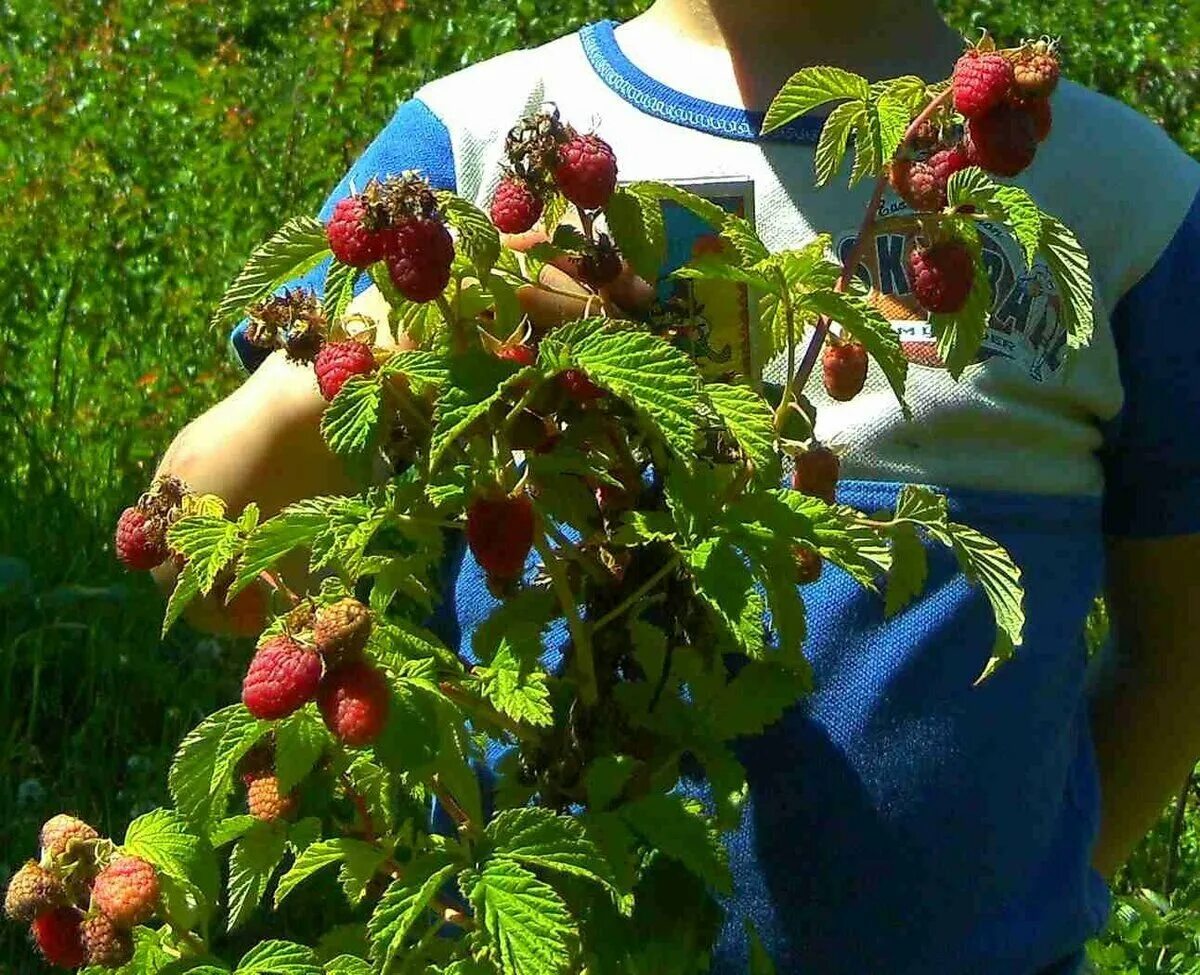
[152,1,1200,972]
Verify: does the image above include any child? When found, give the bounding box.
[157,2,1200,972]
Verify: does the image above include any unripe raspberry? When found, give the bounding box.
[81,912,134,969]
[822,342,869,402]
[490,177,544,234]
[792,446,840,504]
[384,217,455,303]
[327,196,386,268]
[313,598,373,662]
[317,661,391,747]
[31,907,87,969]
[314,340,376,401]
[496,343,537,368]
[965,103,1039,177]
[908,240,976,314]
[889,144,970,212]
[952,50,1015,119]
[246,774,298,822]
[554,134,618,210]
[242,637,323,721]
[114,507,167,571]
[794,546,824,586]
[91,857,159,929]
[41,815,99,860]
[466,493,536,582]
[1012,45,1060,99]
[5,862,65,923]
[559,369,606,404]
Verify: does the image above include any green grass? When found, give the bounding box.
[0,1,1196,970]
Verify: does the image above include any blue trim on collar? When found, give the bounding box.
[579,20,824,144]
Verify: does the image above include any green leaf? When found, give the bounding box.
[803,289,911,417]
[849,99,884,188]
[929,230,993,379]
[762,67,870,134]
[893,484,950,525]
[711,661,810,739]
[688,537,765,658]
[584,756,636,813]
[227,822,288,930]
[884,522,928,618]
[472,642,554,728]
[1038,215,1095,351]
[672,254,779,295]
[430,351,530,470]
[944,521,1025,678]
[321,375,385,460]
[322,957,372,975]
[625,181,726,229]
[694,743,750,831]
[704,382,781,483]
[123,809,210,896]
[170,705,269,833]
[324,261,359,323]
[604,187,666,282]
[275,838,385,908]
[236,940,322,975]
[746,919,779,975]
[379,350,450,394]
[874,76,928,162]
[488,807,617,890]
[368,851,457,969]
[568,323,703,456]
[946,168,1042,264]
[610,510,678,548]
[814,100,864,188]
[210,816,257,849]
[469,859,575,975]
[212,217,330,329]
[780,492,891,590]
[167,516,244,595]
[620,795,731,894]
[274,711,330,793]
[719,214,771,267]
[439,193,499,279]
[162,561,203,637]
[233,497,343,595]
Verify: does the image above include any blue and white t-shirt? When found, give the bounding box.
[234,20,1200,975]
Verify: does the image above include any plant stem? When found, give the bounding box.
[592,556,681,632]
[431,774,474,836]
[258,571,300,607]
[535,537,598,706]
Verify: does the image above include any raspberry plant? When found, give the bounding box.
[10,39,1095,975]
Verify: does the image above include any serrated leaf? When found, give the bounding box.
[470,859,574,975]
[233,497,342,595]
[712,661,810,739]
[672,254,779,295]
[439,193,499,279]
[746,919,778,975]
[814,100,864,188]
[169,705,269,832]
[704,382,781,483]
[944,521,1025,674]
[487,807,617,890]
[610,510,678,548]
[719,214,770,267]
[236,940,322,975]
[803,289,910,417]
[210,816,257,849]
[473,642,554,728]
[780,493,891,589]
[849,100,883,188]
[430,352,530,470]
[167,516,244,595]
[874,76,927,161]
[604,187,666,282]
[568,323,702,456]
[274,711,330,793]
[884,522,928,618]
[212,217,330,329]
[1038,215,1095,351]
[625,181,726,229]
[124,809,209,894]
[695,743,749,831]
[620,795,731,894]
[379,350,450,393]
[275,838,385,908]
[322,957,371,975]
[584,756,635,813]
[762,67,870,134]
[324,261,359,323]
[227,822,288,930]
[946,168,1041,264]
[321,375,385,460]
[162,561,203,637]
[368,852,457,969]
[688,537,765,658]
[929,229,993,379]
[893,484,950,525]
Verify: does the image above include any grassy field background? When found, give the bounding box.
[1,1,1196,970]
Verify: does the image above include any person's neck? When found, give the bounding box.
[623,0,963,110]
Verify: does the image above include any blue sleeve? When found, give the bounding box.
[1101,189,1200,537]
[231,98,456,372]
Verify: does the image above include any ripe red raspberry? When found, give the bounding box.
[114,507,167,571]
[31,908,86,969]
[317,661,391,747]
[822,342,869,402]
[554,134,618,210]
[327,196,386,268]
[1012,96,1053,142]
[466,493,536,582]
[313,598,373,662]
[908,240,976,314]
[40,816,99,860]
[952,51,1015,120]
[81,912,134,969]
[965,103,1039,177]
[890,143,970,212]
[794,546,824,586]
[1012,46,1060,99]
[314,340,375,401]
[242,636,323,721]
[496,343,537,368]
[246,774,298,822]
[490,177,544,234]
[792,446,840,504]
[384,217,455,303]
[5,862,65,923]
[559,369,606,404]
[91,857,159,928]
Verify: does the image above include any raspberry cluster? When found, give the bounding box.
[114,475,190,572]
[5,816,160,970]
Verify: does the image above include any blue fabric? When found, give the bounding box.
[230,98,456,371]
[580,21,827,144]
[1102,188,1200,537]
